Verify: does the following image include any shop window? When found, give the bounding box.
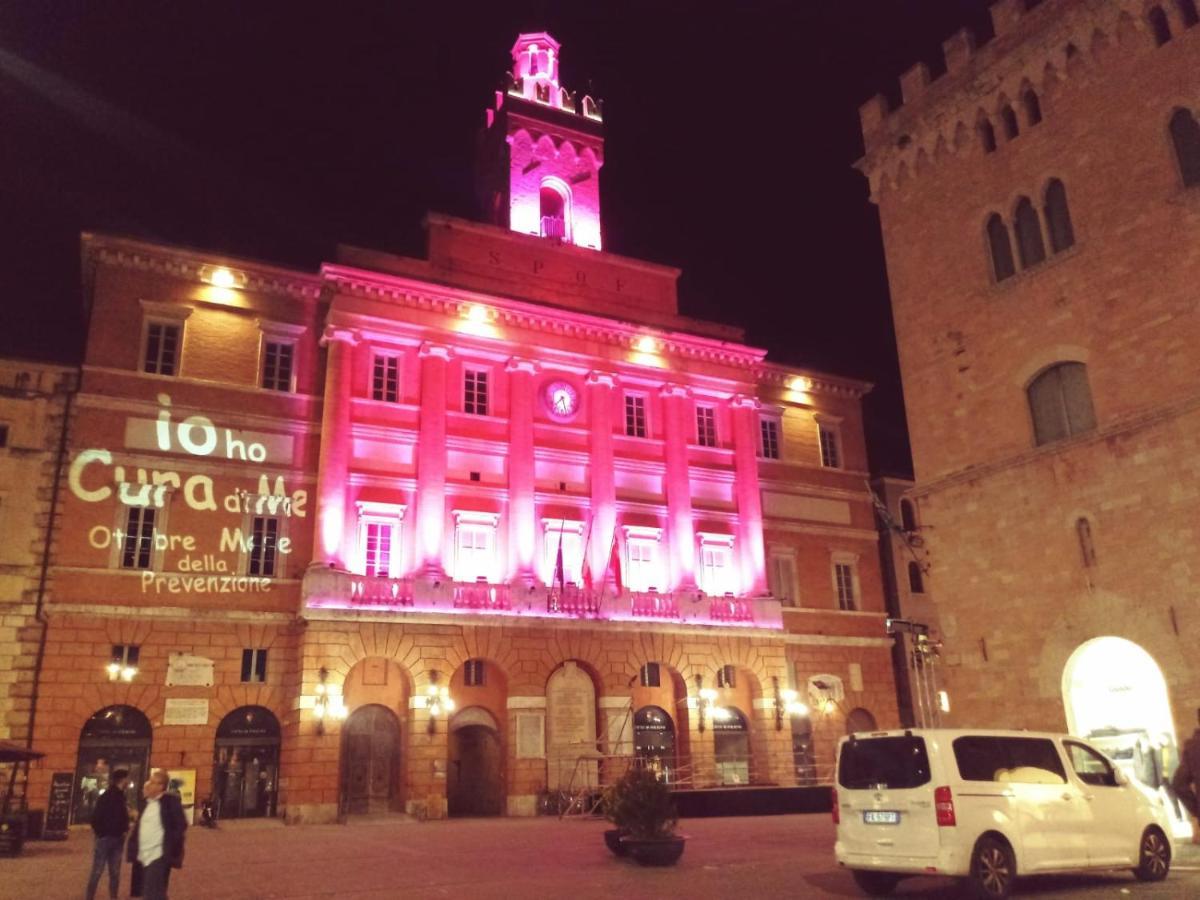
[1027,362,1096,446]
[142,321,181,376]
[759,416,780,459]
[372,354,400,402]
[241,648,268,683]
[464,368,489,415]
[696,404,717,447]
[624,394,647,437]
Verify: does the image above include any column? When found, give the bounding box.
[416,343,451,576]
[506,358,539,585]
[661,384,696,590]
[586,372,617,583]
[731,395,768,595]
[314,326,358,567]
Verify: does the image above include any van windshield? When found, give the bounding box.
[838,736,931,790]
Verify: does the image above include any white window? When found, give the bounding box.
[698,533,737,596]
[249,515,282,576]
[623,526,663,592]
[372,354,400,403]
[759,416,780,460]
[625,394,647,438]
[464,367,490,415]
[454,511,499,582]
[832,556,859,611]
[143,321,182,376]
[696,405,717,447]
[768,551,798,607]
[356,503,405,578]
[818,423,842,469]
[543,519,584,586]
[120,505,158,570]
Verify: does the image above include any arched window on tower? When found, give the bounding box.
[1043,179,1075,253]
[979,118,997,153]
[986,213,1016,282]
[1178,0,1200,28]
[1027,362,1097,446]
[907,561,925,594]
[1022,89,1043,126]
[1013,197,1046,268]
[1076,517,1097,567]
[1000,104,1020,139]
[1169,108,1200,187]
[539,182,569,241]
[1148,6,1172,45]
[899,499,917,533]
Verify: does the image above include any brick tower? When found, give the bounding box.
[478,32,605,250]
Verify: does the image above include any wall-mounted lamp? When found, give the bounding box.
[425,670,455,734]
[314,665,348,736]
[106,645,139,682]
[200,265,246,290]
[695,674,718,733]
[773,676,810,731]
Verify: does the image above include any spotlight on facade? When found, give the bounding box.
[634,335,658,354]
[938,690,951,714]
[425,670,455,734]
[465,304,490,324]
[201,265,245,290]
[313,665,347,735]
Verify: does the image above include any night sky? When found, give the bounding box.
[0,1,999,477]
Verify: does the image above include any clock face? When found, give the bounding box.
[543,380,579,421]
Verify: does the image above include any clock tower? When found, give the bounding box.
[478,32,605,251]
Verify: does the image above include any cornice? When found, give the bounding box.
[755,363,873,400]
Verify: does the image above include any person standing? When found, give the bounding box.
[85,768,130,900]
[127,769,188,900]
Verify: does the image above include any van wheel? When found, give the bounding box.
[1133,826,1170,882]
[850,870,900,896]
[965,836,1015,899]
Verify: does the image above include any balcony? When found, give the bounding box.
[303,568,782,629]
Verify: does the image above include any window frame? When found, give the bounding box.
[1013,196,1047,269]
[623,525,663,593]
[257,320,306,394]
[759,414,781,460]
[1027,361,1096,447]
[695,403,718,448]
[464,658,486,687]
[371,352,401,403]
[241,648,268,684]
[697,532,737,596]
[985,213,1017,282]
[1169,107,1200,189]
[624,392,648,438]
[141,319,184,377]
[118,503,159,571]
[768,549,799,608]
[356,502,406,578]
[817,420,842,469]
[542,518,585,587]
[453,510,500,583]
[463,366,491,416]
[1043,178,1076,254]
[832,554,860,612]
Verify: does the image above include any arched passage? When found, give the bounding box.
[633,705,676,779]
[448,706,504,817]
[73,705,151,824]
[712,707,751,785]
[340,704,402,816]
[1063,637,1192,839]
[213,706,280,819]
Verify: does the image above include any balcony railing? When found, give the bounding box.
[303,569,783,629]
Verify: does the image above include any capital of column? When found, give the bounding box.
[505,357,540,375]
[586,371,617,388]
[320,325,360,347]
[730,394,761,410]
[419,342,453,361]
[659,383,691,399]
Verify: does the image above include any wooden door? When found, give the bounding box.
[343,705,399,815]
[449,725,503,816]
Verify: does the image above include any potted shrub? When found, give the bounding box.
[602,767,685,866]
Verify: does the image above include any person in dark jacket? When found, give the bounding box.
[1172,708,1200,843]
[126,769,187,900]
[85,768,130,900]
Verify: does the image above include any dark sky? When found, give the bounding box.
[0,1,998,477]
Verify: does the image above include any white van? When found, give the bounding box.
[834,729,1174,898]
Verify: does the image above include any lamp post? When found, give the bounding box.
[695,674,718,733]
[773,675,809,731]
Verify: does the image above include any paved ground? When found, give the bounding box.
[3,814,1199,899]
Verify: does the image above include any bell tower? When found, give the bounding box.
[479,32,605,250]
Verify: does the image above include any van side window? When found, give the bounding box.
[1064,741,1119,787]
[952,736,1067,784]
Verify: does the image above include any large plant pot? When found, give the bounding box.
[623,835,686,867]
[604,828,628,856]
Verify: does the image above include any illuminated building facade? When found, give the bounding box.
[25,33,897,823]
[857,0,1200,838]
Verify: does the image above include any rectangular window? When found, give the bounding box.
[143,321,181,376]
[952,736,1067,784]
[543,522,584,587]
[0,423,8,448]
[362,521,393,577]
[759,417,780,459]
[464,368,489,415]
[819,425,841,469]
[241,648,268,684]
[717,664,736,688]
[108,644,140,680]
[769,554,798,607]
[699,538,736,596]
[696,405,717,447]
[835,562,857,611]
[372,355,400,403]
[464,658,486,687]
[626,536,659,591]
[625,394,647,438]
[261,341,295,392]
[249,515,280,576]
[455,521,496,582]
[639,663,661,688]
[120,506,157,570]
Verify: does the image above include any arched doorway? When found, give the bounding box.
[448,707,504,817]
[846,708,878,735]
[73,705,151,824]
[213,706,280,819]
[713,707,750,785]
[792,714,817,785]
[1063,637,1192,839]
[341,704,401,816]
[633,706,676,781]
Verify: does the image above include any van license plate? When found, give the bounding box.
[863,810,900,825]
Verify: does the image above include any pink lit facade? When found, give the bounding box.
[23,32,898,825]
